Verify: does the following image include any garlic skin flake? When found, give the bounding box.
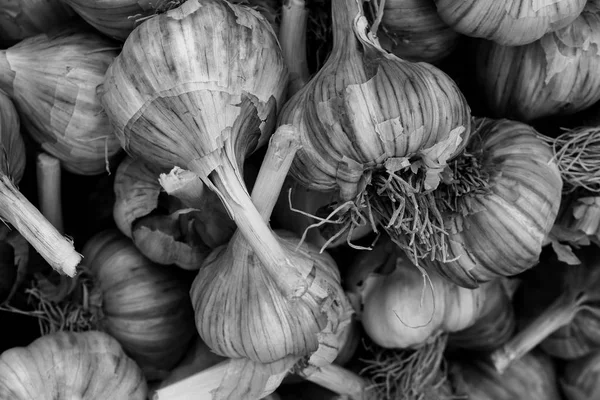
[435,0,586,46]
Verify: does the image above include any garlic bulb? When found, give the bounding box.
[0,331,147,399]
[277,0,471,262]
[190,126,351,398]
[562,350,600,400]
[450,351,561,400]
[375,0,461,63]
[475,1,600,122]
[0,26,122,175]
[0,0,74,46]
[424,118,562,288]
[100,0,288,271]
[345,237,486,349]
[435,0,586,46]
[64,0,279,42]
[113,156,235,269]
[0,90,80,277]
[82,230,197,380]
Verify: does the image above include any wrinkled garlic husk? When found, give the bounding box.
[100,0,288,271]
[562,350,600,400]
[0,331,147,399]
[0,90,80,277]
[82,230,197,380]
[345,237,486,349]
[376,0,461,63]
[448,278,516,352]
[435,0,586,46]
[475,1,600,122]
[424,118,562,288]
[0,0,75,46]
[450,351,561,400]
[64,0,279,42]
[0,26,122,175]
[278,0,471,199]
[113,156,235,269]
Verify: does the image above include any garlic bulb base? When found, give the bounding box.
[0,175,80,276]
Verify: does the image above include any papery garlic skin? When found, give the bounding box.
[475,1,600,122]
[278,0,471,201]
[191,230,349,365]
[0,27,122,175]
[435,0,586,46]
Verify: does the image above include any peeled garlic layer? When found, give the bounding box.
[435,0,586,45]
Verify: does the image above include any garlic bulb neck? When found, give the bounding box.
[332,0,363,49]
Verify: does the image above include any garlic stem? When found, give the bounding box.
[279,0,310,96]
[491,291,581,373]
[299,363,367,400]
[0,175,80,276]
[332,0,363,45]
[36,152,64,233]
[0,52,14,95]
[251,125,301,221]
[190,137,298,294]
[159,167,205,209]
